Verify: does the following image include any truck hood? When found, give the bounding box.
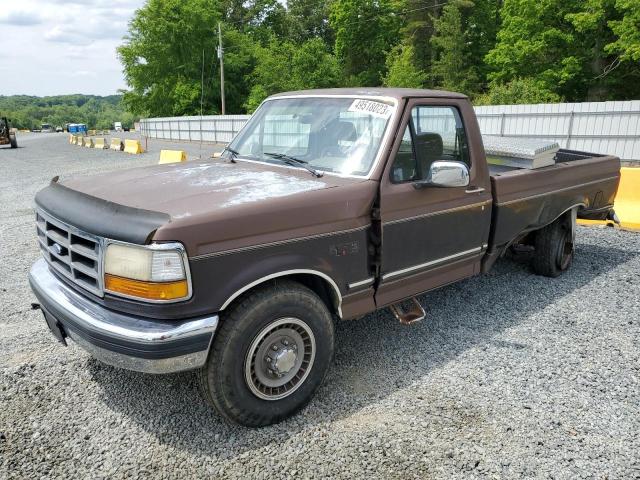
[64,160,345,217]
[51,160,377,256]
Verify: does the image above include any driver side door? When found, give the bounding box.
[375,98,492,307]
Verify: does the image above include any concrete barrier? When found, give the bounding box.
[159,150,187,164]
[78,137,85,147]
[93,137,107,149]
[85,137,94,148]
[110,138,123,151]
[88,129,96,136]
[578,167,640,231]
[123,139,143,154]
[613,168,640,230]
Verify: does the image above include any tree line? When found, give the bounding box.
[118,0,640,117]
[0,95,134,130]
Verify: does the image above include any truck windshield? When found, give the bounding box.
[227,97,396,177]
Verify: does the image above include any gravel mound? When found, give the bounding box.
[1,134,639,478]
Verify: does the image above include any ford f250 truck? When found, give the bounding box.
[29,88,620,427]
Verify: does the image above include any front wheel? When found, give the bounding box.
[197,281,335,427]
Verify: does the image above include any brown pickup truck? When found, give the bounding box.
[29,88,620,426]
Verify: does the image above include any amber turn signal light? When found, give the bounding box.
[105,274,189,301]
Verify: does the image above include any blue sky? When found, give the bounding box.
[0,0,145,96]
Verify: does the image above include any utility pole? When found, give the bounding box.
[217,22,226,115]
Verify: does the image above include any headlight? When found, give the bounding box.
[104,242,190,302]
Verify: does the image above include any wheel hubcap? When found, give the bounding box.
[245,318,315,400]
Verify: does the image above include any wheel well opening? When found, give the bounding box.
[223,273,341,319]
[286,273,340,318]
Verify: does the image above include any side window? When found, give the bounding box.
[391,126,416,183]
[391,105,470,183]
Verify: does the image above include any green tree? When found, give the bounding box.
[287,0,335,45]
[397,0,439,75]
[0,95,132,130]
[606,0,640,61]
[431,1,481,95]
[474,77,562,104]
[383,44,426,88]
[485,0,583,99]
[245,38,341,111]
[486,0,640,101]
[330,0,401,85]
[118,0,267,116]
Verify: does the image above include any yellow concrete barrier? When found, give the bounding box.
[578,167,640,231]
[159,150,187,164]
[85,137,94,148]
[88,129,96,136]
[110,138,123,151]
[78,136,85,147]
[93,137,107,149]
[69,134,74,144]
[123,139,143,154]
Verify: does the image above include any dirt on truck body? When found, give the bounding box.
[29,88,620,426]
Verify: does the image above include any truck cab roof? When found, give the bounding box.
[271,87,468,100]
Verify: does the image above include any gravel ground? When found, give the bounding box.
[1,133,639,479]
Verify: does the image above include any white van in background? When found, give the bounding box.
[114,122,123,132]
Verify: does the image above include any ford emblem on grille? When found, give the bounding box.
[52,243,63,255]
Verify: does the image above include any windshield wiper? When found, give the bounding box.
[222,146,239,163]
[264,152,324,178]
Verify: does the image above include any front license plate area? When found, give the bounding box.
[43,311,67,346]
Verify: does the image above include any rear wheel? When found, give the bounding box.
[532,214,574,277]
[197,281,334,427]
[9,135,17,148]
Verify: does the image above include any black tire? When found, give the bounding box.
[10,135,17,148]
[197,280,334,427]
[532,215,574,277]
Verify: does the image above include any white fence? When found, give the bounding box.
[139,100,640,160]
[138,115,250,144]
[474,101,640,161]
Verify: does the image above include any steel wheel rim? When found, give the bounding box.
[244,317,316,401]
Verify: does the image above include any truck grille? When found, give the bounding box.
[36,209,104,297]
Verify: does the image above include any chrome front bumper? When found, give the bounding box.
[28,258,218,374]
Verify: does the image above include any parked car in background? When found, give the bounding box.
[29,88,620,427]
[41,124,54,133]
[114,122,123,132]
[55,126,63,133]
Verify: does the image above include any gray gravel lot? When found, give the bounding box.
[1,133,639,479]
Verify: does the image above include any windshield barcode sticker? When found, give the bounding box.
[348,99,393,118]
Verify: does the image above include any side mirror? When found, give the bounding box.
[414,160,470,189]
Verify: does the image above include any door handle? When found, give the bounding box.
[465,186,485,194]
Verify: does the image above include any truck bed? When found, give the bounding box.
[487,149,620,255]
